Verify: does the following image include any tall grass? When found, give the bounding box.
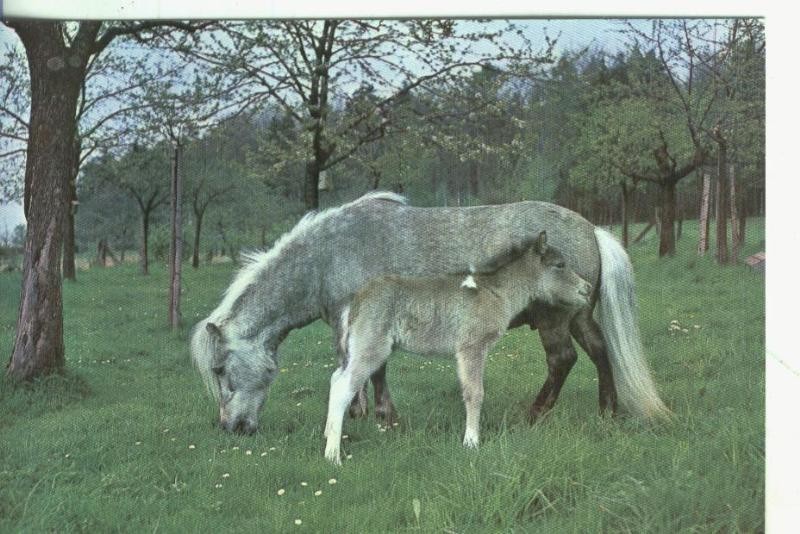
[0,218,764,532]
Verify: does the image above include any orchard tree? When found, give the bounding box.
[175,19,553,210]
[2,19,209,381]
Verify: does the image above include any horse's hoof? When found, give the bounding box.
[348,404,368,419]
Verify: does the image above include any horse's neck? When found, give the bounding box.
[227,252,322,347]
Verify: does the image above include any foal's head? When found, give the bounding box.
[191,321,278,435]
[527,231,593,308]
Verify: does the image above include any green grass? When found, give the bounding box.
[0,218,764,533]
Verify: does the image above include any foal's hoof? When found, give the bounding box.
[348,390,369,419]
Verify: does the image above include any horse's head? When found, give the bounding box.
[191,320,278,435]
[528,231,593,309]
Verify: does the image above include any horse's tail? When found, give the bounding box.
[594,227,672,421]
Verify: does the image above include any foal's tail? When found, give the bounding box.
[594,228,672,421]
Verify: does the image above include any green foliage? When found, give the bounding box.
[0,217,765,532]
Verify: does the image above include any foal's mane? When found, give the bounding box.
[470,235,541,275]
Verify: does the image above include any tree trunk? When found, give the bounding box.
[468,161,479,198]
[698,172,711,255]
[168,141,183,329]
[7,22,94,380]
[738,201,747,247]
[304,160,320,211]
[715,141,730,265]
[140,212,150,275]
[62,138,81,281]
[62,178,78,281]
[729,163,740,264]
[192,210,203,269]
[658,181,677,257]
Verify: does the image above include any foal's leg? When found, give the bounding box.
[325,338,390,465]
[570,308,618,416]
[346,365,397,422]
[529,312,578,423]
[371,363,398,425]
[455,348,488,448]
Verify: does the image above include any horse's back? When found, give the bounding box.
[320,197,601,315]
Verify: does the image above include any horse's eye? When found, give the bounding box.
[556,262,565,269]
[212,365,225,376]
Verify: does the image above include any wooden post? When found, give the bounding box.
[168,140,183,329]
[698,173,711,255]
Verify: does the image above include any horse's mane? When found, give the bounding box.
[212,191,407,322]
[191,191,407,396]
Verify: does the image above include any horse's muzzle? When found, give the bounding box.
[220,418,257,435]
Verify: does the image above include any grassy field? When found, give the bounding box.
[0,218,764,533]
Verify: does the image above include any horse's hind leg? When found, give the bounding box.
[570,308,618,416]
[529,312,578,423]
[456,347,488,448]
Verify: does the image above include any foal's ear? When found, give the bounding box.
[534,231,548,255]
[206,322,223,341]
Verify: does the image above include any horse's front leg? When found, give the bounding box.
[529,310,578,423]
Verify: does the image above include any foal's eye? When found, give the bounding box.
[556,262,566,269]
[212,365,225,376]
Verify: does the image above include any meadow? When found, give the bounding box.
[0,219,765,533]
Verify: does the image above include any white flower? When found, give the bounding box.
[328,478,337,485]
[188,444,196,449]
[245,450,252,455]
[222,473,230,478]
[277,488,286,496]
[314,490,322,496]
[294,519,302,525]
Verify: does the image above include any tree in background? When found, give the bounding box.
[175,19,553,210]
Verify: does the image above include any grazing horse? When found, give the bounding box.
[324,231,591,464]
[191,192,669,436]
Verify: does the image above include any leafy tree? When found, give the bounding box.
[175,19,552,210]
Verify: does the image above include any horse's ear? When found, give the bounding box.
[535,231,548,255]
[206,322,223,341]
